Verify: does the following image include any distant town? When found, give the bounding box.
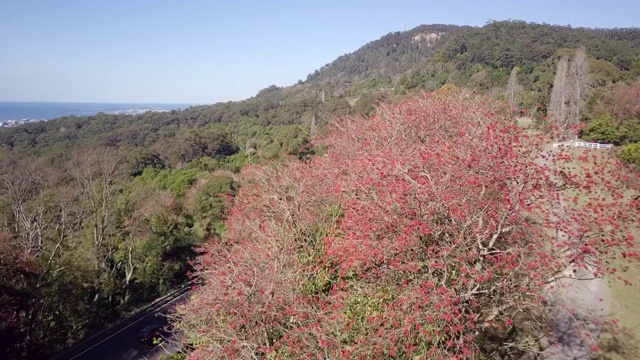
[0,108,174,129]
[0,118,45,128]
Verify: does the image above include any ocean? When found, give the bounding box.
[0,102,195,122]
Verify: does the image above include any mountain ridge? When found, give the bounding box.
[1,20,639,162]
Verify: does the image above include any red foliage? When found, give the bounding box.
[592,81,640,122]
[611,82,640,121]
[177,91,638,359]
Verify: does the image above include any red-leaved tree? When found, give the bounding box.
[175,90,639,359]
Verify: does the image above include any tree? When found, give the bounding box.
[591,81,640,123]
[174,91,638,359]
[125,148,166,177]
[620,143,640,168]
[549,56,570,139]
[0,230,35,359]
[549,48,592,140]
[568,46,592,132]
[0,158,89,358]
[611,82,640,121]
[69,149,124,306]
[506,67,523,108]
[191,175,237,239]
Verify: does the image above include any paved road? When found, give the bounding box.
[55,292,188,360]
[539,148,609,360]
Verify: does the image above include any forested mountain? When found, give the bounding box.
[2,21,639,162]
[1,20,640,359]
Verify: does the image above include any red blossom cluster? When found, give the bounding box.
[175,90,638,359]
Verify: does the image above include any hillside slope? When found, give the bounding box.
[1,21,639,164]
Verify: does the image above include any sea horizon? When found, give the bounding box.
[0,101,199,122]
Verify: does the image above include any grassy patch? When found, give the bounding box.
[554,147,640,359]
[601,261,640,359]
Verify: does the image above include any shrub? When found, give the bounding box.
[620,143,640,167]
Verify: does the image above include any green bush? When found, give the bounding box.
[139,167,200,197]
[620,120,640,144]
[164,169,199,197]
[620,143,640,166]
[222,152,249,172]
[192,175,237,239]
[582,115,624,145]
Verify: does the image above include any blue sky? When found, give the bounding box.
[1,0,638,104]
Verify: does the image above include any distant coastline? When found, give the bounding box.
[0,102,196,124]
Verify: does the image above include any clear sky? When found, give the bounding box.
[1,0,638,104]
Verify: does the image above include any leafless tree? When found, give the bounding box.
[549,56,570,139]
[0,158,55,258]
[506,67,523,108]
[310,113,317,141]
[68,149,123,300]
[568,46,592,135]
[0,157,86,350]
[549,48,592,141]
